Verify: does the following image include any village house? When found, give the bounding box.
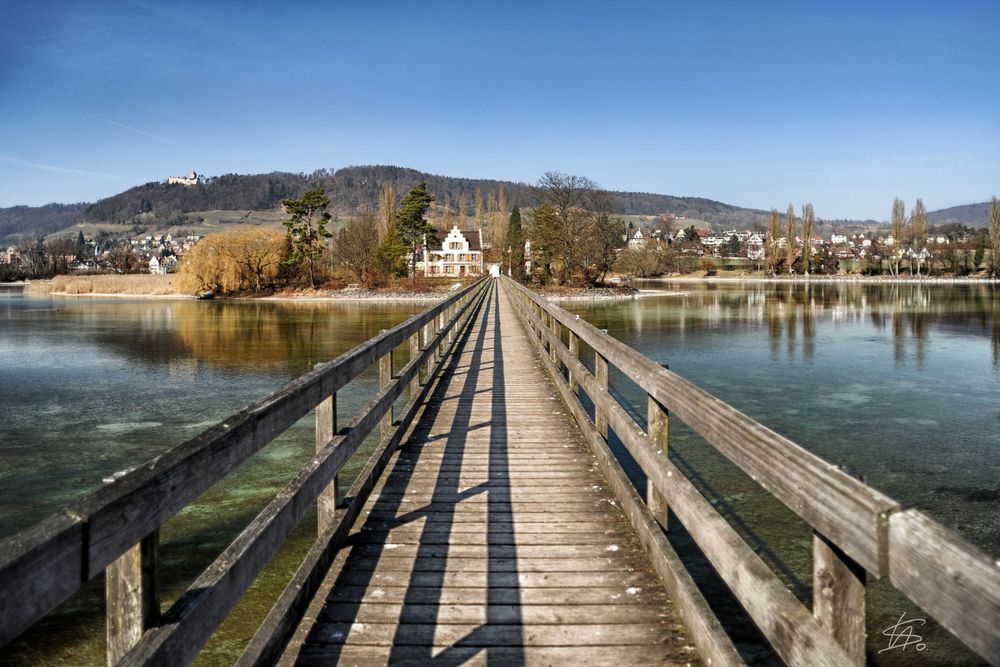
[420,225,484,278]
[627,228,646,248]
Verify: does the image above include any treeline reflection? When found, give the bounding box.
[20,298,423,375]
[610,282,1000,366]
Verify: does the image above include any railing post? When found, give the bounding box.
[646,392,669,529]
[410,330,421,395]
[423,321,434,375]
[549,314,559,364]
[595,353,609,439]
[379,331,393,438]
[813,531,866,664]
[106,530,159,666]
[316,393,338,530]
[568,330,579,394]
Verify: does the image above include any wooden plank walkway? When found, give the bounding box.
[282,282,699,666]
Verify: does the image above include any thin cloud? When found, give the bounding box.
[0,154,124,180]
[105,120,204,155]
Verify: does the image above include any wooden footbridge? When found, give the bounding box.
[1,278,998,666]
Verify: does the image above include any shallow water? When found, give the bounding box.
[563,280,999,665]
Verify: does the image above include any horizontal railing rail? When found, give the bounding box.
[0,277,491,665]
[502,276,999,666]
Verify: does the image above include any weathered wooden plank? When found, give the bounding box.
[888,509,1000,664]
[347,531,640,547]
[0,513,83,648]
[106,530,159,666]
[505,277,898,576]
[378,338,393,439]
[304,621,681,647]
[315,393,337,532]
[318,602,673,625]
[338,555,643,573]
[813,531,866,665]
[332,568,660,590]
[324,584,666,606]
[647,393,669,528]
[297,644,691,666]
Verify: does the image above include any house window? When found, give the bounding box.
[449,242,461,250]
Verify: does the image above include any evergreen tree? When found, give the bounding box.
[974,235,985,271]
[505,205,525,280]
[281,188,332,287]
[75,230,87,260]
[394,182,436,284]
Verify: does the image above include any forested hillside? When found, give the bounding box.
[928,201,991,228]
[0,203,88,243]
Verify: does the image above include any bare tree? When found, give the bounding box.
[106,245,147,274]
[334,214,382,285]
[890,197,906,276]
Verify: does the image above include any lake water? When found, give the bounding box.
[1,282,997,665]
[562,280,998,665]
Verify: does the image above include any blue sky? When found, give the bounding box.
[1,0,997,219]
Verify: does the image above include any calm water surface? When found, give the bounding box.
[0,287,426,665]
[564,280,999,665]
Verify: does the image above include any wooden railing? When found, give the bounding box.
[0,277,491,665]
[502,276,1000,667]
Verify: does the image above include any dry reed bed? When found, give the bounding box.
[24,274,180,296]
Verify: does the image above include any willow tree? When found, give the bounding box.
[801,203,816,275]
[890,198,906,276]
[766,208,781,275]
[990,196,1000,277]
[282,188,332,287]
[179,229,286,293]
[785,204,797,274]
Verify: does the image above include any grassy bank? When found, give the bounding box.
[24,274,180,296]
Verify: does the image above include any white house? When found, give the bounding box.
[421,226,484,278]
[628,228,646,248]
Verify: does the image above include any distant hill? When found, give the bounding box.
[928,201,992,228]
[0,203,88,245]
[1,165,991,244]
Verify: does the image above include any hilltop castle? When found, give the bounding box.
[167,171,199,186]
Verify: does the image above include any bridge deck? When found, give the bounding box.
[283,282,698,665]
